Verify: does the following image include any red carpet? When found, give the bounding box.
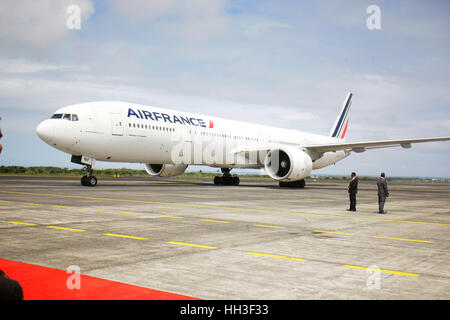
[0,259,198,300]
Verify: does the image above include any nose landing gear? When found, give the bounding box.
[71,155,98,187]
[81,165,97,187]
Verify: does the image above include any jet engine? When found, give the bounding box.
[264,147,312,181]
[144,164,188,177]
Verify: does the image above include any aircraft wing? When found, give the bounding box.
[303,137,450,153]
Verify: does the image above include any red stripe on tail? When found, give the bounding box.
[340,118,349,139]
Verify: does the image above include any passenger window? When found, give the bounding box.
[50,114,63,119]
[63,114,71,120]
[72,114,79,121]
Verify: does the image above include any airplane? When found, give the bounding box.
[36,93,450,187]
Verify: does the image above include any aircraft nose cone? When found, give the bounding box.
[36,120,54,144]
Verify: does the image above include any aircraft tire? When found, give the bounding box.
[87,176,98,187]
[214,175,240,186]
[224,176,234,185]
[279,179,305,188]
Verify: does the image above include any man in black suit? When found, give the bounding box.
[377,172,389,214]
[347,172,358,211]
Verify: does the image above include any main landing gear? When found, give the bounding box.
[279,179,305,188]
[81,165,97,187]
[214,168,240,186]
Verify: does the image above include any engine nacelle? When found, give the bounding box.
[264,148,312,181]
[144,164,188,177]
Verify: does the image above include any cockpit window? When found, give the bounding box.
[50,113,79,121]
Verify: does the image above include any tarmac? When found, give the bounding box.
[1,175,449,299]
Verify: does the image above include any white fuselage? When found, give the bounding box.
[36,101,348,171]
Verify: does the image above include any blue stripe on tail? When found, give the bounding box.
[331,93,352,138]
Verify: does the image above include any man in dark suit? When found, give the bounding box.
[377,172,389,214]
[347,172,358,211]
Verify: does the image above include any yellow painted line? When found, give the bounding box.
[52,205,71,209]
[8,221,37,226]
[167,241,217,249]
[22,202,40,206]
[160,215,184,219]
[246,251,305,261]
[342,264,420,277]
[374,236,433,244]
[83,208,105,212]
[253,224,285,229]
[314,230,354,236]
[104,233,148,240]
[120,211,144,215]
[0,200,13,203]
[1,190,448,227]
[47,226,85,232]
[199,219,230,224]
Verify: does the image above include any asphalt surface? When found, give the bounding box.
[1,175,449,299]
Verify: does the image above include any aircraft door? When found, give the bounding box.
[110,113,124,136]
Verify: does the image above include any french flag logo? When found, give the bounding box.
[209,120,214,128]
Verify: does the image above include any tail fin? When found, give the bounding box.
[329,92,352,140]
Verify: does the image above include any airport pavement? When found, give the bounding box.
[0,175,449,299]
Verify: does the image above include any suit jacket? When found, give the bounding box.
[377,177,389,197]
[348,177,358,194]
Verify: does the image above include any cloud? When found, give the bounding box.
[109,0,178,20]
[0,59,72,74]
[242,19,295,37]
[0,0,94,54]
[1,53,447,140]
[109,0,229,41]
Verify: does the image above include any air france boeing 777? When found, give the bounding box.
[36,93,450,187]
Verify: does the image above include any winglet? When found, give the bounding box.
[329,93,352,140]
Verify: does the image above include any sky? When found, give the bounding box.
[0,0,449,178]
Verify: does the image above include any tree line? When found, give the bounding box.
[0,166,147,176]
